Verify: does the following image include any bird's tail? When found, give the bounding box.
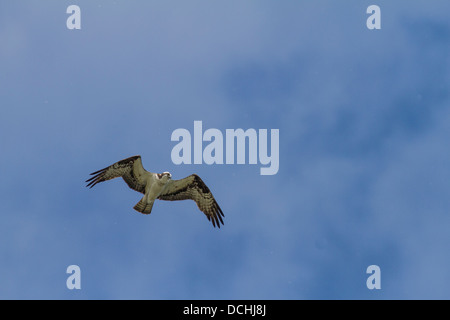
[133,197,154,214]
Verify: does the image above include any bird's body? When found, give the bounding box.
[86,155,224,228]
[133,170,172,214]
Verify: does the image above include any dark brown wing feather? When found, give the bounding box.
[158,174,224,228]
[85,155,146,193]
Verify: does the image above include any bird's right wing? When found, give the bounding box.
[85,155,147,193]
[158,174,224,228]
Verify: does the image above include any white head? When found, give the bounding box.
[158,172,172,181]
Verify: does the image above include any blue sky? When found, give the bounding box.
[1,1,450,299]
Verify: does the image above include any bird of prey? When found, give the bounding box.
[85,155,224,228]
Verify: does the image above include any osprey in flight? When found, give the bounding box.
[86,155,224,228]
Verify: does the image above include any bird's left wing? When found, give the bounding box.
[158,174,225,228]
[85,155,146,193]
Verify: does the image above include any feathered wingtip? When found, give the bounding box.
[85,167,108,188]
[207,202,225,228]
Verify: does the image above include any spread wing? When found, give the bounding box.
[158,174,224,228]
[85,155,147,194]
